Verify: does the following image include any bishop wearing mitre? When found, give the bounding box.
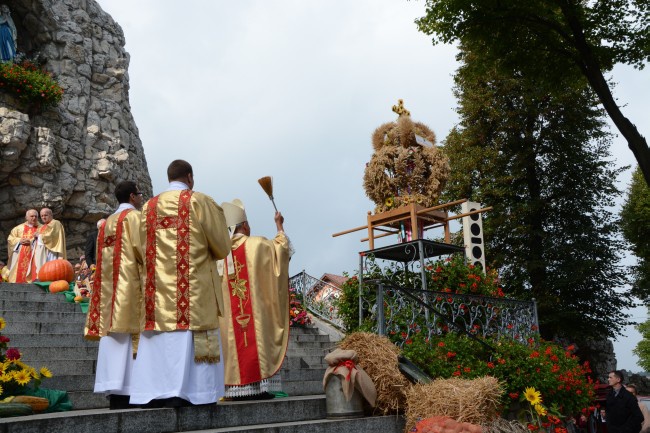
[218,199,291,400]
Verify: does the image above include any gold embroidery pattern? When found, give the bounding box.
[231,256,251,346]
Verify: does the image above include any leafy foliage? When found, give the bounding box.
[0,60,63,110]
[633,309,650,373]
[439,46,632,342]
[620,167,650,302]
[399,332,593,417]
[415,0,650,185]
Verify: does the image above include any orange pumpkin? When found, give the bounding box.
[39,259,74,282]
[73,295,83,302]
[49,280,70,293]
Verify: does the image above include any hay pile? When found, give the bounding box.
[338,332,411,414]
[483,418,529,433]
[405,376,503,432]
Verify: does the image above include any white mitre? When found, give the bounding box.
[221,198,247,229]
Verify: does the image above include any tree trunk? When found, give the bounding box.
[560,0,650,185]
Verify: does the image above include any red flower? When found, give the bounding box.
[0,336,10,343]
[452,371,461,376]
[530,351,540,358]
[527,424,539,431]
[438,341,445,347]
[509,392,519,399]
[405,339,413,345]
[5,347,21,360]
[447,351,456,359]
[487,362,495,369]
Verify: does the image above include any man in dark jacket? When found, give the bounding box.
[84,218,105,267]
[606,370,644,433]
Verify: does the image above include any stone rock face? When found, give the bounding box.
[0,0,152,261]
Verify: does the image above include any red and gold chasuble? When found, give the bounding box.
[14,225,38,283]
[85,210,132,338]
[226,242,262,384]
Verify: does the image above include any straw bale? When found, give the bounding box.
[339,332,411,414]
[405,376,503,432]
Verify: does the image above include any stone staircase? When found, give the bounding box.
[0,283,405,432]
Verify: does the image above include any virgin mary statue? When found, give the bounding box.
[0,4,17,62]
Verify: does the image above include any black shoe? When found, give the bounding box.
[142,399,166,409]
[229,392,275,402]
[109,394,132,410]
[164,397,193,408]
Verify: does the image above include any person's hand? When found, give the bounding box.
[20,237,30,245]
[274,211,284,231]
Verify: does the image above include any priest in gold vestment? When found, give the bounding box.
[6,209,40,283]
[84,181,144,409]
[130,159,231,407]
[219,199,291,400]
[34,208,67,274]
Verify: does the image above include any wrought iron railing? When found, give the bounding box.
[289,271,344,329]
[359,278,539,349]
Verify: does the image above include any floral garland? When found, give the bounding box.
[289,287,312,327]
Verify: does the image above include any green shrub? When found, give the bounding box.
[0,60,63,110]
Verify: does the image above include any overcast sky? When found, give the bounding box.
[96,0,648,372]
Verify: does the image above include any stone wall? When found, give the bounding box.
[0,0,152,261]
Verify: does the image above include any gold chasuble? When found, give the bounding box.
[37,219,67,258]
[140,190,230,361]
[7,223,40,283]
[220,232,290,387]
[85,209,143,339]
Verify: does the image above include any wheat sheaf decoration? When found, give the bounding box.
[363,99,450,214]
[258,176,278,211]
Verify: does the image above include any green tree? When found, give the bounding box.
[442,48,633,342]
[633,310,650,372]
[620,167,650,302]
[415,0,650,185]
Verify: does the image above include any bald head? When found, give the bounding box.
[40,208,53,224]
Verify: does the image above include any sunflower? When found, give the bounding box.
[13,369,31,386]
[0,373,10,382]
[384,197,394,208]
[534,404,547,416]
[524,387,542,405]
[0,317,5,330]
[39,367,53,378]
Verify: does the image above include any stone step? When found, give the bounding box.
[280,368,325,382]
[67,391,109,410]
[283,356,327,369]
[1,320,86,334]
[39,373,95,392]
[27,359,97,376]
[0,309,88,323]
[284,380,324,396]
[6,333,97,347]
[0,395,328,432]
[0,298,83,313]
[178,416,405,433]
[16,346,98,360]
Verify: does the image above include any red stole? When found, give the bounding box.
[15,225,37,283]
[226,241,262,384]
[143,190,193,330]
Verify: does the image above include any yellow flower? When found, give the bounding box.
[39,367,52,378]
[0,317,5,330]
[524,387,542,405]
[385,197,394,208]
[0,373,10,382]
[13,369,31,386]
[534,404,547,416]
